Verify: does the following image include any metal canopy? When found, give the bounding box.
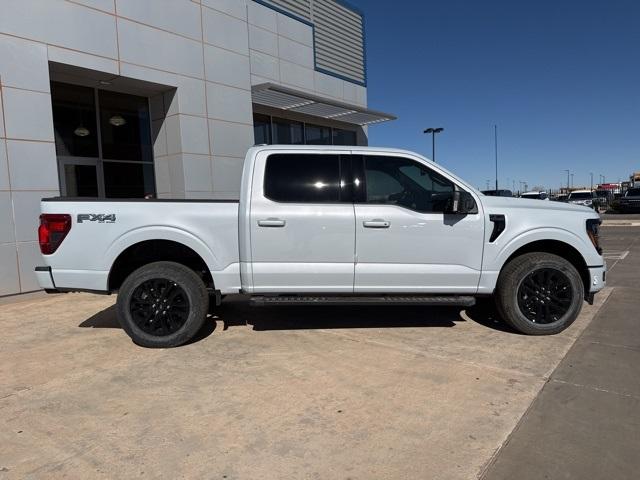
[251,83,396,126]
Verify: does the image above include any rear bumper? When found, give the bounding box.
[35,266,56,290]
[35,266,110,295]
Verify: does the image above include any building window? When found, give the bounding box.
[253,113,358,147]
[51,81,155,198]
[305,124,332,145]
[273,117,304,145]
[253,113,271,145]
[332,128,357,146]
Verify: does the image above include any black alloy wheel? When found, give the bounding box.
[116,261,209,348]
[130,278,190,336]
[517,268,572,324]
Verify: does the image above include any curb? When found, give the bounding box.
[601,221,640,227]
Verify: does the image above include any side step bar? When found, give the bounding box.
[250,295,476,307]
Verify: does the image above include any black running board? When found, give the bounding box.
[250,295,476,307]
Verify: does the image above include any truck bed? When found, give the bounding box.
[39,197,242,294]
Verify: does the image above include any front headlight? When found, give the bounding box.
[586,218,602,255]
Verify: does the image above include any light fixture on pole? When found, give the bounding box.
[423,127,444,162]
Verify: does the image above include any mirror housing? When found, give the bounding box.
[448,189,477,214]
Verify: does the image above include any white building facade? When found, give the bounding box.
[0,0,394,296]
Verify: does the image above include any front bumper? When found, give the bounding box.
[588,263,606,293]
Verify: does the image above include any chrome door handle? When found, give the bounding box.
[258,218,286,227]
[363,219,390,228]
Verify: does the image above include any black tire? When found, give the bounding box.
[116,261,209,348]
[495,252,584,335]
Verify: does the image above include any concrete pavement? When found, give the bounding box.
[482,226,640,480]
[0,279,611,478]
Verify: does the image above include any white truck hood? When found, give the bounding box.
[480,195,596,214]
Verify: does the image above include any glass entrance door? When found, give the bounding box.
[51,81,155,198]
[58,157,103,197]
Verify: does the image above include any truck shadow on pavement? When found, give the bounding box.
[79,297,515,343]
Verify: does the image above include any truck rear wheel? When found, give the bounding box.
[116,261,209,348]
[495,252,584,335]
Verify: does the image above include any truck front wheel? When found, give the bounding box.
[116,261,209,348]
[495,252,584,335]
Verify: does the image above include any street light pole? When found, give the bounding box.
[494,125,499,191]
[423,127,444,162]
[570,173,574,189]
[590,172,593,191]
[564,169,570,192]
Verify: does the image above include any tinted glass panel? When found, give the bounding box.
[64,164,99,197]
[363,156,454,213]
[333,128,357,146]
[264,154,340,203]
[305,124,331,145]
[103,162,155,198]
[272,118,304,144]
[51,82,99,157]
[99,90,152,162]
[253,113,271,144]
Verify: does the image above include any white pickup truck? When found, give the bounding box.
[36,146,606,347]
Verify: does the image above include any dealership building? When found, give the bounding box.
[0,0,395,296]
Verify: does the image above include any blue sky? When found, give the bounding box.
[350,0,640,191]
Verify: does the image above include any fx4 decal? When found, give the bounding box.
[77,214,116,224]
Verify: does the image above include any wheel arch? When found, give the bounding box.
[500,239,590,295]
[108,239,214,292]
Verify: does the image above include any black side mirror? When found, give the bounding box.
[448,190,476,214]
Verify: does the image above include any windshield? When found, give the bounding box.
[626,188,640,197]
[569,192,593,200]
[521,193,540,199]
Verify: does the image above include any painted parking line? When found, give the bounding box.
[603,250,629,260]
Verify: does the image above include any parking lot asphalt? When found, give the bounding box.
[482,226,640,480]
[0,228,635,479]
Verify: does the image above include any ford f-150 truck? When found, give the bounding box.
[36,146,606,347]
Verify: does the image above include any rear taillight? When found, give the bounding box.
[39,214,72,255]
[586,218,602,255]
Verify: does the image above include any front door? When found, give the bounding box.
[353,153,485,293]
[249,151,355,293]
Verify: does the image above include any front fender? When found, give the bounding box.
[487,226,595,272]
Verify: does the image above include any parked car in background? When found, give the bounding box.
[568,190,599,211]
[553,194,569,202]
[520,191,549,200]
[619,187,640,213]
[481,189,513,197]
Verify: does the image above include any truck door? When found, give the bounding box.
[352,153,485,293]
[249,151,355,293]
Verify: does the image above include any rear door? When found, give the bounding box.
[249,151,355,293]
[352,153,485,293]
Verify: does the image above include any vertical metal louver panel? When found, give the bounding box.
[312,0,365,84]
[267,0,312,20]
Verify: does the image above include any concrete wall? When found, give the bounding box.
[0,0,368,295]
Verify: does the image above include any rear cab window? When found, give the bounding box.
[264,154,343,203]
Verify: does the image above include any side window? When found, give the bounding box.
[363,156,455,213]
[264,154,341,203]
